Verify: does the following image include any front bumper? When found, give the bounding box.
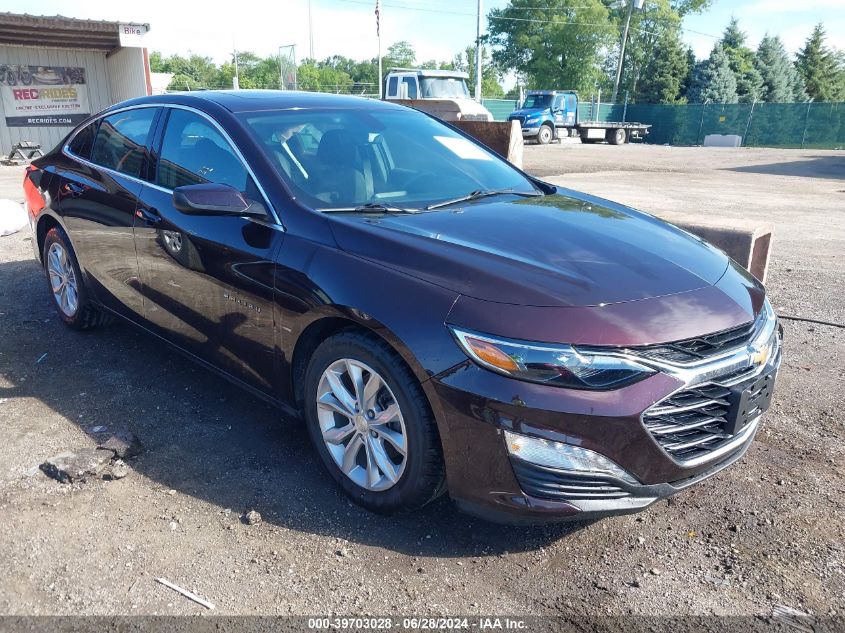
[430,320,781,524]
[507,118,540,137]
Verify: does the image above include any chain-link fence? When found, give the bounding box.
[481,98,845,150]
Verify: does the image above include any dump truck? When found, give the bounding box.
[383,68,493,122]
[508,90,650,145]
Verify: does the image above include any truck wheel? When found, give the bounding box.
[608,128,627,145]
[537,124,553,145]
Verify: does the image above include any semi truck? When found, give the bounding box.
[508,90,650,145]
[383,68,493,122]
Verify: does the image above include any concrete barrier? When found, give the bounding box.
[452,120,524,169]
[669,217,773,283]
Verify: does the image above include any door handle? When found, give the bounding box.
[136,207,162,224]
[64,182,85,198]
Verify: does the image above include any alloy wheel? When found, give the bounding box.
[47,242,79,317]
[316,358,408,492]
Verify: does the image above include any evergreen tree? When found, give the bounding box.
[689,43,738,103]
[636,27,689,103]
[755,35,806,102]
[721,17,763,102]
[795,23,845,101]
[680,47,696,101]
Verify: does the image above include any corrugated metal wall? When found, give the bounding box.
[0,44,146,155]
[107,47,146,104]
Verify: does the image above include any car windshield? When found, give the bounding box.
[522,94,553,109]
[420,77,470,99]
[238,107,537,211]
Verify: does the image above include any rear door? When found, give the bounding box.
[59,107,160,319]
[133,106,282,395]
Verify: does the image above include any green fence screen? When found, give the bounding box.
[481,99,845,150]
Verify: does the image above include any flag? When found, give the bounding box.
[375,0,380,37]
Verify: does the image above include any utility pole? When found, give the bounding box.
[376,0,382,98]
[308,0,314,60]
[611,0,636,104]
[475,0,482,101]
[233,48,239,90]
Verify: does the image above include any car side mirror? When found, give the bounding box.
[173,183,265,217]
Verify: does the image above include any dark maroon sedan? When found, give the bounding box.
[23,91,781,523]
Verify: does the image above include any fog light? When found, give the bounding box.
[504,431,639,485]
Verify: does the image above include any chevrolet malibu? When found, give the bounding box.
[23,91,781,523]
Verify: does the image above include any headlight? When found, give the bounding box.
[449,327,655,390]
[505,431,639,484]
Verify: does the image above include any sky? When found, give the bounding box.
[5,0,845,84]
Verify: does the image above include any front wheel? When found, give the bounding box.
[537,124,553,145]
[304,330,445,513]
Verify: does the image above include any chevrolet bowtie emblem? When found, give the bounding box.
[749,341,771,367]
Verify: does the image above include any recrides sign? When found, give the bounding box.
[1,65,90,127]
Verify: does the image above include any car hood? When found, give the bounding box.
[328,191,730,308]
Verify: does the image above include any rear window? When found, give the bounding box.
[68,121,98,160]
[91,108,156,179]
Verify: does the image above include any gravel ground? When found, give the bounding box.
[0,145,842,619]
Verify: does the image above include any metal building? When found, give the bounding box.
[0,13,152,156]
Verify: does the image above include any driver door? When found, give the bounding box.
[133,107,283,395]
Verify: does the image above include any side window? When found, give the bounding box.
[387,76,398,98]
[68,120,98,160]
[553,95,563,111]
[91,108,156,178]
[157,109,252,193]
[402,76,417,99]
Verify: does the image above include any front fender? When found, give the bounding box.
[283,242,466,386]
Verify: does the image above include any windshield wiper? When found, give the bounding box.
[318,202,418,214]
[425,188,543,210]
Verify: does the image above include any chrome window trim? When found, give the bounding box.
[62,102,283,229]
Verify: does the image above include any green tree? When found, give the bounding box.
[795,23,845,101]
[680,46,696,100]
[297,61,353,93]
[161,53,221,91]
[721,18,763,102]
[453,44,504,98]
[689,43,738,103]
[488,0,616,95]
[384,41,416,69]
[755,35,806,102]
[635,26,689,103]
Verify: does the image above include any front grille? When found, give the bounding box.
[634,318,758,364]
[643,367,774,463]
[509,115,525,125]
[511,458,631,501]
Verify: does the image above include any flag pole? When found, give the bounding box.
[376,0,382,99]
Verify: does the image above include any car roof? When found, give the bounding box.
[109,90,407,114]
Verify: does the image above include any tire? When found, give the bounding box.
[537,124,553,145]
[43,227,112,330]
[303,330,445,513]
[608,128,627,145]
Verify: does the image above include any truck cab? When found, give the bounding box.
[508,90,578,144]
[383,68,493,122]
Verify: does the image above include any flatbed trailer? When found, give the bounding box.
[575,120,650,145]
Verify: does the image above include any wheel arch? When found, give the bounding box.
[287,310,456,452]
[35,212,63,264]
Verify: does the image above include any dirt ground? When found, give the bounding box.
[0,144,842,620]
